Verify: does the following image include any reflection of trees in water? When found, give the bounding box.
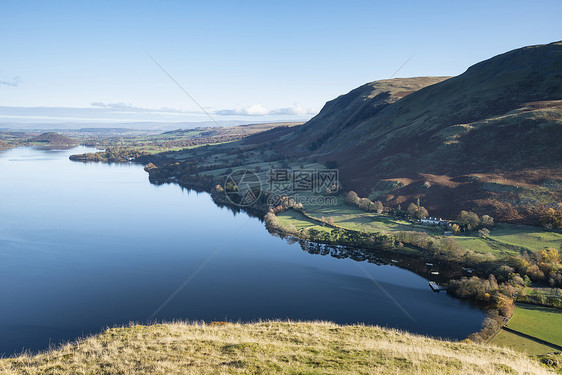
[298,240,390,265]
[287,236,464,283]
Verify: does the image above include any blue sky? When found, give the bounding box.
[1,0,561,124]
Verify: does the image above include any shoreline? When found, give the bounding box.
[66,150,561,346]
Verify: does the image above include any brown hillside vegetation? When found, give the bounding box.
[262,41,562,224]
[0,140,10,150]
[0,321,556,375]
[29,132,77,146]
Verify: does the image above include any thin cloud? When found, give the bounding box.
[216,103,317,116]
[90,102,188,114]
[0,105,208,124]
[0,76,22,87]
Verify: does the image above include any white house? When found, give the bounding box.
[420,217,450,227]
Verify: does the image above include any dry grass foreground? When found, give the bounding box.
[0,321,555,375]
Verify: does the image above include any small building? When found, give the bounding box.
[420,217,450,227]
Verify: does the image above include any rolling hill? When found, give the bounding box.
[0,321,556,374]
[269,41,562,223]
[29,132,77,146]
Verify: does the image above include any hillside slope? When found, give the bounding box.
[29,132,77,145]
[284,76,450,152]
[0,140,10,150]
[274,41,562,223]
[0,321,555,375]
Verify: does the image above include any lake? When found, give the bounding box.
[0,146,485,356]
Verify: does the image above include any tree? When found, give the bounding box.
[481,215,494,228]
[478,228,490,238]
[373,201,384,214]
[457,211,480,230]
[407,203,418,217]
[345,191,360,205]
[451,223,461,234]
[407,202,428,219]
[358,198,373,211]
[542,206,562,229]
[540,247,560,263]
[417,206,429,219]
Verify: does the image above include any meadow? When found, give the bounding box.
[490,303,562,355]
[277,198,562,259]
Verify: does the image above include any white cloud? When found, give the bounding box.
[0,76,22,87]
[215,104,269,116]
[271,103,318,116]
[215,103,317,116]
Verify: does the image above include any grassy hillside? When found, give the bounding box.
[270,41,562,224]
[29,132,77,145]
[284,76,449,153]
[0,321,556,375]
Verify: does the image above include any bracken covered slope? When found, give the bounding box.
[272,41,562,223]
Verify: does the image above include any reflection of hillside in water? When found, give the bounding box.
[294,238,465,284]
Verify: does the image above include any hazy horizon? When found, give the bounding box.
[2,1,561,125]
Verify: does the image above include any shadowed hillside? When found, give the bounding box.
[270,41,562,223]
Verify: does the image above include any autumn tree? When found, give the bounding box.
[481,215,494,228]
[542,206,562,229]
[407,202,429,219]
[345,191,360,205]
[407,203,418,217]
[417,206,429,219]
[478,228,490,238]
[372,201,384,214]
[457,211,480,230]
[540,247,560,263]
[358,198,373,211]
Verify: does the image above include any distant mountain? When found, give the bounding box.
[268,41,562,223]
[29,132,77,145]
[0,120,253,132]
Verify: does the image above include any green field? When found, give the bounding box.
[507,304,562,347]
[277,210,327,231]
[490,303,562,355]
[452,225,562,256]
[490,329,555,355]
[299,196,436,235]
[277,197,562,258]
[488,224,562,252]
[453,236,501,254]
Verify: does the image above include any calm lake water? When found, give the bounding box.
[0,146,485,356]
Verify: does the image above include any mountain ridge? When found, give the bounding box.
[264,41,562,223]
